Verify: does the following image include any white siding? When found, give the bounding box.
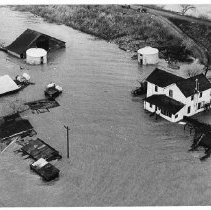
[146,82,165,97]
[138,53,159,65]
[184,88,211,117]
[144,101,156,112]
[26,54,47,65]
[145,80,211,122]
[164,84,187,104]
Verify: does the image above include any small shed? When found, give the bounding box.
[0,75,20,96]
[137,46,159,65]
[6,29,65,59]
[26,48,47,65]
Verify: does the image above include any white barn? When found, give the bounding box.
[137,46,159,65]
[144,68,211,122]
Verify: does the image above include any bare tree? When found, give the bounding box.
[184,62,203,77]
[180,4,196,15]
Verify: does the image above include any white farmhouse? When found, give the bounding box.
[144,68,211,122]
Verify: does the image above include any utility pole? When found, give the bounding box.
[64,125,70,158]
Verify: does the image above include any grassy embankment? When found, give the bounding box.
[168,17,211,65]
[13,5,193,62]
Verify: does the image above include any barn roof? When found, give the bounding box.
[146,68,183,87]
[144,94,185,115]
[6,29,65,56]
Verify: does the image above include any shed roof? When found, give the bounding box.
[176,74,211,97]
[146,68,184,87]
[144,94,185,114]
[0,114,33,140]
[0,75,20,95]
[6,28,65,56]
[138,46,158,55]
[26,48,47,57]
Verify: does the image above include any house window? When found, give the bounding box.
[161,109,172,118]
[198,102,201,110]
[191,95,194,101]
[169,90,173,98]
[175,114,178,119]
[187,106,191,114]
[199,92,202,98]
[155,85,158,92]
[150,103,153,108]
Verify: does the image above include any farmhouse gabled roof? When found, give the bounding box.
[176,74,211,97]
[144,94,185,115]
[146,68,183,87]
[146,69,211,98]
[6,28,65,55]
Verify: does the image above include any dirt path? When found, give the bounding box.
[154,14,209,65]
[129,5,210,66]
[132,5,211,27]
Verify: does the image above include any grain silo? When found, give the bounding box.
[137,46,159,65]
[26,48,47,65]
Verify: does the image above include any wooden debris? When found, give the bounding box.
[25,98,60,113]
[30,158,60,181]
[20,138,62,161]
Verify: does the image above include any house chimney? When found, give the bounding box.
[195,79,199,92]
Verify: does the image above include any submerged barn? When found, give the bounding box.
[6,29,65,59]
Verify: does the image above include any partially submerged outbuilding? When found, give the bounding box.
[0,75,21,96]
[0,113,33,141]
[138,46,159,65]
[6,28,65,59]
[20,138,62,161]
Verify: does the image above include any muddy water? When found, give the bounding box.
[0,6,211,207]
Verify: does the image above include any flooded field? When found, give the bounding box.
[0,6,211,206]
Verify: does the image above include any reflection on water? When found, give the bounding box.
[0,6,211,207]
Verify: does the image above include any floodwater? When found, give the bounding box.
[0,6,211,207]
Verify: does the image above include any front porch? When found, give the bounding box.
[144,94,185,122]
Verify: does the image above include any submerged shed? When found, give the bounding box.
[6,29,65,59]
[26,48,47,64]
[0,113,33,140]
[0,75,20,96]
[138,46,159,65]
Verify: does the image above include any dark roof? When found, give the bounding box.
[6,29,65,55]
[0,115,33,140]
[146,68,184,87]
[21,138,62,161]
[146,68,211,98]
[176,74,211,97]
[201,132,211,148]
[6,29,41,55]
[144,94,185,114]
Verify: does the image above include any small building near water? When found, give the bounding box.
[26,48,47,65]
[137,46,159,65]
[0,75,20,96]
[144,68,211,122]
[6,28,65,59]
